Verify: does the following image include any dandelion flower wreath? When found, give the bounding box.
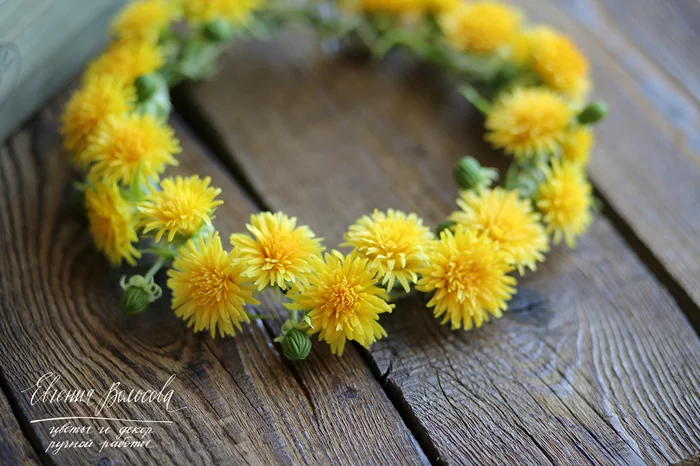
[62,0,607,361]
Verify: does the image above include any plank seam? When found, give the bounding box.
[591,0,700,109]
[0,365,53,465]
[592,184,700,334]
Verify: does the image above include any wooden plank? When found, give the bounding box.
[592,0,700,103]
[0,0,125,141]
[179,33,700,464]
[0,94,427,464]
[0,386,40,464]
[505,0,700,322]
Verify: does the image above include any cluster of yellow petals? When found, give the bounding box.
[85,180,141,266]
[286,251,394,356]
[230,212,324,291]
[343,209,434,292]
[61,76,135,167]
[449,188,549,274]
[83,113,180,185]
[440,1,522,55]
[561,127,594,166]
[111,0,179,42]
[486,87,573,160]
[536,162,593,248]
[417,226,516,330]
[168,233,260,338]
[85,40,164,83]
[530,27,590,101]
[181,0,264,24]
[138,175,223,242]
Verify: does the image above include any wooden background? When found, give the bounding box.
[1,0,699,464]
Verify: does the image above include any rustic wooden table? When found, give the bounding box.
[1,0,700,464]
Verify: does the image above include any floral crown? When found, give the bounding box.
[61,0,607,361]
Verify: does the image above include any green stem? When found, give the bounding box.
[141,247,176,260]
[246,312,278,321]
[144,256,168,282]
[459,84,492,114]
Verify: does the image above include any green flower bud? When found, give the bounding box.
[119,275,163,316]
[135,74,159,102]
[453,156,498,191]
[281,329,312,361]
[577,101,608,125]
[121,286,151,316]
[204,19,234,42]
[134,73,171,120]
[436,220,455,236]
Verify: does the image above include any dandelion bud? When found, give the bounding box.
[121,286,151,315]
[135,74,158,102]
[119,275,163,316]
[577,101,608,125]
[281,329,312,361]
[134,73,171,121]
[204,19,234,42]
[453,156,498,191]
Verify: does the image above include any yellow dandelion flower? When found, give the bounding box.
[485,87,573,159]
[167,232,260,338]
[84,113,180,185]
[182,0,264,24]
[535,161,593,248]
[417,226,516,330]
[440,1,523,55]
[509,27,544,65]
[342,209,434,292]
[112,0,180,42]
[449,188,549,274]
[531,28,590,100]
[286,251,394,356]
[61,76,136,167]
[85,180,141,266]
[138,175,223,242]
[85,40,164,83]
[561,127,594,166]
[230,212,324,291]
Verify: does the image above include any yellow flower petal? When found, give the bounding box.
[168,232,259,338]
[417,226,516,330]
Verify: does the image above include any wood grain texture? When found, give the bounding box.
[594,0,700,103]
[508,0,700,321]
[0,95,427,464]
[179,33,700,464]
[0,386,40,465]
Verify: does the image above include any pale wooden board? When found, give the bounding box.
[0,94,427,464]
[507,0,700,324]
[0,0,125,141]
[593,0,700,103]
[178,33,700,464]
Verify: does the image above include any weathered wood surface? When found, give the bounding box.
[511,0,700,325]
[177,31,700,464]
[0,98,426,464]
[0,387,40,464]
[1,1,700,465]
